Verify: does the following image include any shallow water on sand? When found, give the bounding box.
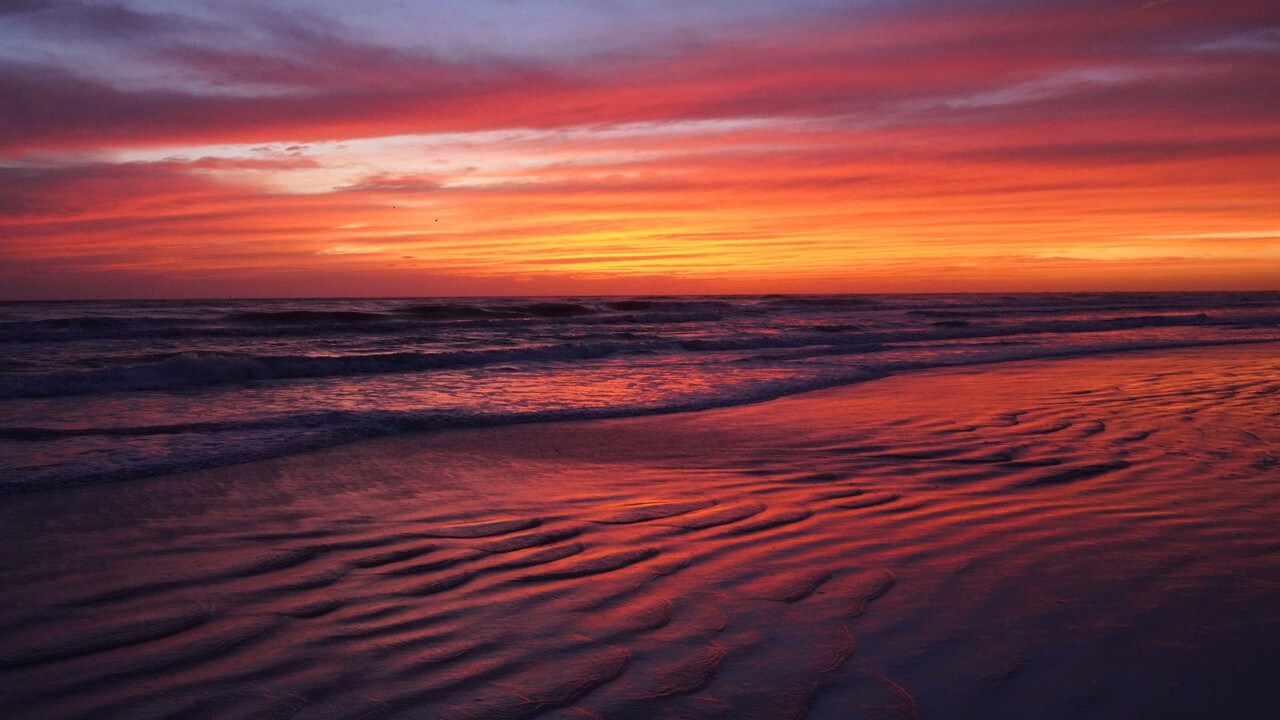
[2,292,1278,488]
[1,345,1278,718]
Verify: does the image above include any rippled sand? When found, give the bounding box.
[2,344,1279,719]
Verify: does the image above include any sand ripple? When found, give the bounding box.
[2,347,1279,718]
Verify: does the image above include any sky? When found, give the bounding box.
[1,0,1277,299]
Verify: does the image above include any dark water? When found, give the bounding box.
[1,292,1277,490]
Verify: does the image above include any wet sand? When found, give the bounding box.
[2,344,1279,719]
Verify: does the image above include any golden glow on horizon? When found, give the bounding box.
[5,120,1275,291]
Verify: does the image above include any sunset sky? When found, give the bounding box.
[1,0,1277,298]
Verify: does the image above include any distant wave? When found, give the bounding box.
[604,299,736,312]
[398,304,511,320]
[226,310,391,324]
[397,301,596,318]
[4,310,1280,399]
[0,300,728,342]
[765,295,877,308]
[0,315,201,341]
[396,299,728,319]
[0,343,647,399]
[5,293,1276,344]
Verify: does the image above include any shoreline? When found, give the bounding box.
[3,339,1277,514]
[6,336,1279,495]
[2,342,1279,718]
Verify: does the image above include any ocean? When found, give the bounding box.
[1,292,1277,491]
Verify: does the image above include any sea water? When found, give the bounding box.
[1,292,1277,490]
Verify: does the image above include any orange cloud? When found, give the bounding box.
[1,0,1277,297]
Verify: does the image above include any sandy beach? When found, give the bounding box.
[2,343,1279,719]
